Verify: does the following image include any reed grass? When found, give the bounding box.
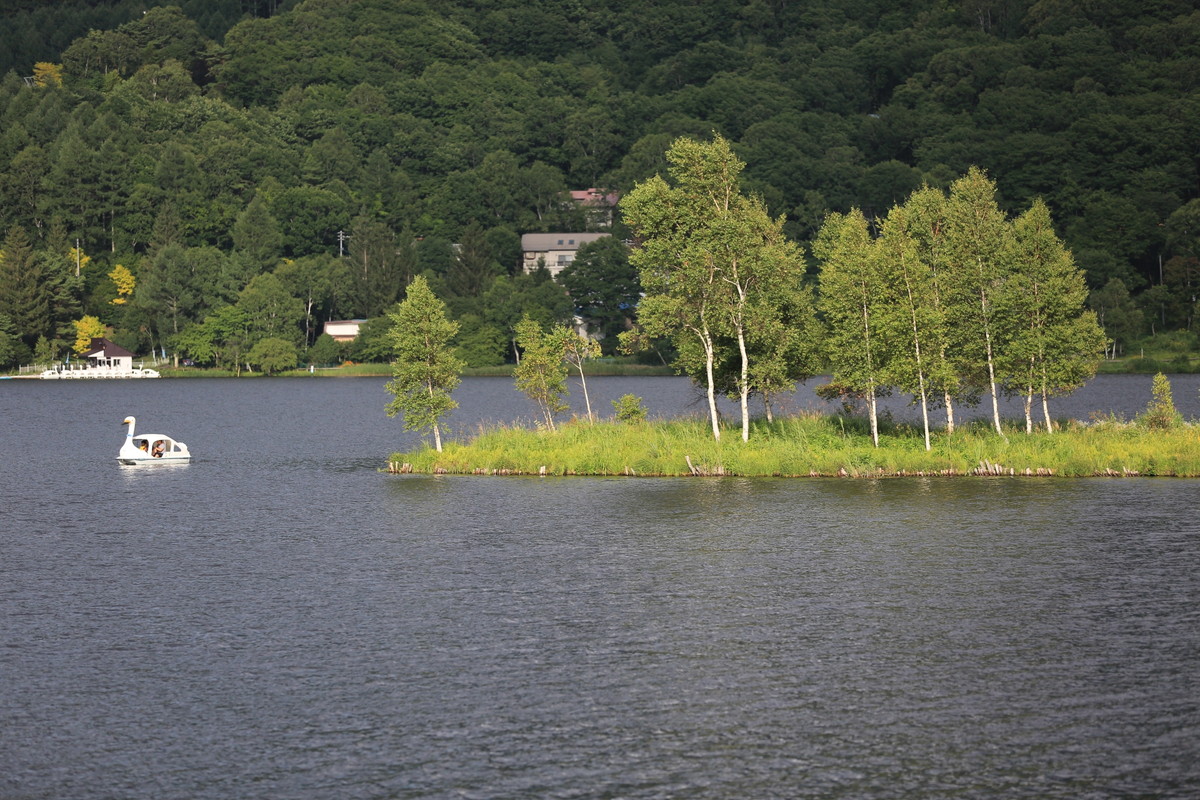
[388,413,1200,477]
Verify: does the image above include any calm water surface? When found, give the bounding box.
[1,376,1198,799]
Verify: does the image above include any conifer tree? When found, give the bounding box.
[0,225,51,348]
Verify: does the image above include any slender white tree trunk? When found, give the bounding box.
[701,330,720,441]
[1040,366,1054,433]
[575,362,593,422]
[944,391,955,434]
[736,325,750,442]
[868,391,879,447]
[986,351,1002,435]
[918,375,931,451]
[433,422,443,452]
[1023,387,1034,434]
[982,315,1003,436]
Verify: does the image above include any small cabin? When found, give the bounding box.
[82,338,134,372]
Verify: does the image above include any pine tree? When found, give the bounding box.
[0,225,51,347]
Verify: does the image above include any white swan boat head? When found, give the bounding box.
[118,415,191,464]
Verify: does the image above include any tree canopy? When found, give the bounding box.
[0,0,1194,369]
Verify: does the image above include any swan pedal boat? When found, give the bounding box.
[118,415,191,464]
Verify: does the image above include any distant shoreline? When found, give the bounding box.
[7,357,1193,380]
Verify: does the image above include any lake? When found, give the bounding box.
[2,375,1198,798]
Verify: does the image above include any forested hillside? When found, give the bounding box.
[0,0,1196,371]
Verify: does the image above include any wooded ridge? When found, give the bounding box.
[0,0,1196,372]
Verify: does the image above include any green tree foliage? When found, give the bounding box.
[1006,199,1105,432]
[558,236,639,356]
[513,316,569,431]
[1,0,1197,364]
[942,167,1013,436]
[622,134,817,441]
[232,195,283,275]
[445,223,501,298]
[0,225,51,347]
[0,313,28,368]
[275,254,345,347]
[1140,372,1183,430]
[876,203,946,451]
[385,275,464,452]
[611,393,647,423]
[306,332,340,366]
[247,336,297,376]
[816,169,1106,441]
[1088,279,1143,358]
[815,209,887,446]
[560,328,602,423]
[237,272,304,347]
[344,217,404,317]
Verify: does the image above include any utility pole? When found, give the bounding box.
[337,230,349,257]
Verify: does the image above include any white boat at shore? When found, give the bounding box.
[117,416,191,465]
[42,337,160,379]
[42,365,160,379]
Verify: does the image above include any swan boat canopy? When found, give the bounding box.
[118,416,191,464]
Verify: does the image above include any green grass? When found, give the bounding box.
[387,413,1200,477]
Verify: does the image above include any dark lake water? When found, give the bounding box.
[2,375,1199,799]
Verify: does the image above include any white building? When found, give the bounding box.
[83,338,134,371]
[520,232,611,277]
[323,320,367,342]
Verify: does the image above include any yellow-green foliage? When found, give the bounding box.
[390,414,1200,477]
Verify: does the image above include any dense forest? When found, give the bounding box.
[0,0,1197,372]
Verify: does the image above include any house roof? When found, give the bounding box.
[83,337,134,359]
[521,232,610,251]
[570,188,620,207]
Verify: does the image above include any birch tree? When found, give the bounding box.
[385,275,463,452]
[621,171,724,439]
[743,281,823,423]
[621,134,813,441]
[560,328,602,423]
[897,185,965,433]
[1007,199,1105,432]
[943,168,1013,436]
[514,316,569,431]
[876,205,947,451]
[815,209,887,446]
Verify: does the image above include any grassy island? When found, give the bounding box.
[387,413,1200,478]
